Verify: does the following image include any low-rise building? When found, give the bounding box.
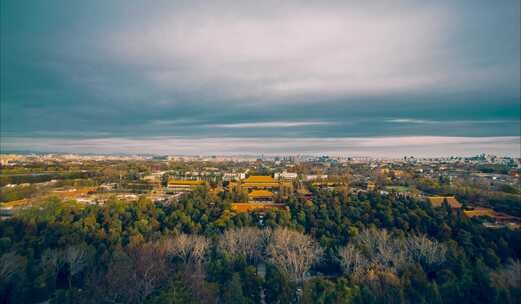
[223,172,246,181]
[241,176,280,191]
[274,171,298,180]
[248,189,274,203]
[305,174,328,181]
[312,181,345,191]
[426,196,462,209]
[231,202,288,213]
[166,179,206,194]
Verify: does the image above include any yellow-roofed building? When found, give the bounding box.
[243,176,276,183]
[231,202,288,213]
[426,196,462,209]
[367,181,376,191]
[312,181,345,191]
[52,187,97,199]
[167,179,206,194]
[209,187,224,195]
[297,187,313,201]
[248,189,273,203]
[1,199,30,208]
[241,175,280,190]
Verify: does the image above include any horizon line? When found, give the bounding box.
[1,135,519,158]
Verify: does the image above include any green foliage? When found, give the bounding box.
[0,186,520,303]
[145,279,200,304]
[221,273,250,304]
[264,264,296,304]
[302,277,360,304]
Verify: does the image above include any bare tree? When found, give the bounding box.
[163,234,209,266]
[351,266,401,301]
[41,249,62,274]
[338,244,367,274]
[266,228,323,282]
[132,243,170,300]
[218,227,265,262]
[0,251,26,283]
[491,260,521,290]
[353,228,405,271]
[339,228,447,276]
[404,234,447,266]
[41,249,63,289]
[104,252,138,303]
[104,243,170,304]
[64,245,89,288]
[161,235,217,303]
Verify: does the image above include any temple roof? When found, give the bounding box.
[248,190,273,198]
[231,203,287,213]
[427,196,462,208]
[243,175,276,183]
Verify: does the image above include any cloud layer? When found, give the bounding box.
[1,0,520,155]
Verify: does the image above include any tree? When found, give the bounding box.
[266,228,323,282]
[64,245,89,289]
[0,251,25,284]
[104,243,170,304]
[351,228,406,272]
[264,264,295,304]
[163,234,209,267]
[404,234,447,267]
[217,227,265,262]
[0,251,26,304]
[144,278,199,304]
[491,260,521,303]
[40,249,63,291]
[338,244,367,275]
[339,228,447,275]
[221,273,249,304]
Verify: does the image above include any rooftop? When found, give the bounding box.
[231,202,287,213]
[167,179,205,185]
[427,196,462,208]
[243,175,276,183]
[248,190,273,198]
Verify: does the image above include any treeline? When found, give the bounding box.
[0,171,97,187]
[0,185,39,203]
[0,188,520,303]
[0,179,98,203]
[415,178,521,217]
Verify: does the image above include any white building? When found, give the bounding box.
[305,174,328,181]
[275,171,298,180]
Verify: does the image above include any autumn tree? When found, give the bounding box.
[104,243,170,304]
[266,228,323,282]
[162,234,209,267]
[40,249,63,291]
[404,234,447,266]
[217,227,265,262]
[64,245,90,289]
[0,251,26,304]
[491,260,521,303]
[338,244,367,275]
[339,228,447,276]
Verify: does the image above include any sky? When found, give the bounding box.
[1,0,520,156]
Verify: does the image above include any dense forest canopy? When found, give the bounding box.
[1,187,520,304]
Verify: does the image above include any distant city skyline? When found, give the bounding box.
[2,136,519,158]
[1,1,520,156]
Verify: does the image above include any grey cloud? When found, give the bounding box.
[1,0,519,154]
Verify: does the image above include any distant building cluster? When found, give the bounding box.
[1,152,520,228]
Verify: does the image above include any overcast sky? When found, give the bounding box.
[1,1,520,156]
